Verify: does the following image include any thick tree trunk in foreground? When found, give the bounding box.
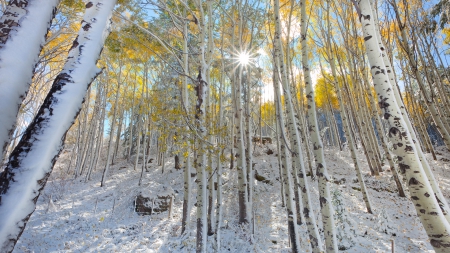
[355,0,450,251]
[372,3,449,212]
[0,1,115,252]
[0,0,60,156]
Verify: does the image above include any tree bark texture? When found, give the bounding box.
[0,1,115,252]
[356,0,450,251]
[0,0,60,156]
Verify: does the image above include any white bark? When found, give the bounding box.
[194,0,211,250]
[274,0,323,249]
[374,2,450,222]
[356,0,450,251]
[139,116,148,186]
[90,82,108,181]
[361,71,405,196]
[0,1,115,251]
[323,54,373,213]
[126,81,137,161]
[275,119,286,208]
[214,52,225,251]
[273,75,302,253]
[235,67,249,224]
[101,78,122,187]
[245,73,253,230]
[181,8,192,235]
[0,0,60,155]
[301,1,337,251]
[133,87,146,172]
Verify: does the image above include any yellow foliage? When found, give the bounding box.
[314,75,339,109]
[444,28,450,44]
[261,101,276,124]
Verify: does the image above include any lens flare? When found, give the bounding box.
[238,52,250,65]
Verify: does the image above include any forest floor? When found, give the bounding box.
[13,144,450,253]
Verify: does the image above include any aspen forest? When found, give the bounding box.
[1,0,450,252]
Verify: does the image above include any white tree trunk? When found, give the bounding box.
[181,8,192,235]
[195,1,211,250]
[301,0,337,251]
[361,71,405,196]
[0,1,115,251]
[356,0,450,250]
[235,67,249,224]
[101,79,122,186]
[214,51,225,250]
[274,0,323,249]
[324,53,373,213]
[374,2,450,222]
[0,0,60,155]
[273,75,302,253]
[245,74,253,230]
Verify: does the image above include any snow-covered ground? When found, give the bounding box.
[14,144,450,252]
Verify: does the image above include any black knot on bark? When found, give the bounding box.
[319,197,327,208]
[379,98,389,109]
[408,177,420,186]
[362,14,371,20]
[388,127,400,138]
[398,163,410,174]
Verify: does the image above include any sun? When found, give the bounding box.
[238,51,250,65]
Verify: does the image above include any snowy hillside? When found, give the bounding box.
[14,144,450,252]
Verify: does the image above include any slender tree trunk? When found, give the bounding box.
[323,43,373,213]
[101,78,122,187]
[194,1,212,250]
[235,67,249,224]
[89,82,108,181]
[77,89,96,177]
[207,164,215,235]
[80,104,98,176]
[74,98,90,177]
[245,72,253,231]
[85,109,101,182]
[214,45,225,249]
[181,8,192,235]
[340,72,379,175]
[112,107,124,164]
[275,117,286,208]
[272,70,302,253]
[276,4,325,250]
[362,72,405,196]
[126,81,137,161]
[301,1,337,250]
[139,116,148,186]
[195,67,208,252]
